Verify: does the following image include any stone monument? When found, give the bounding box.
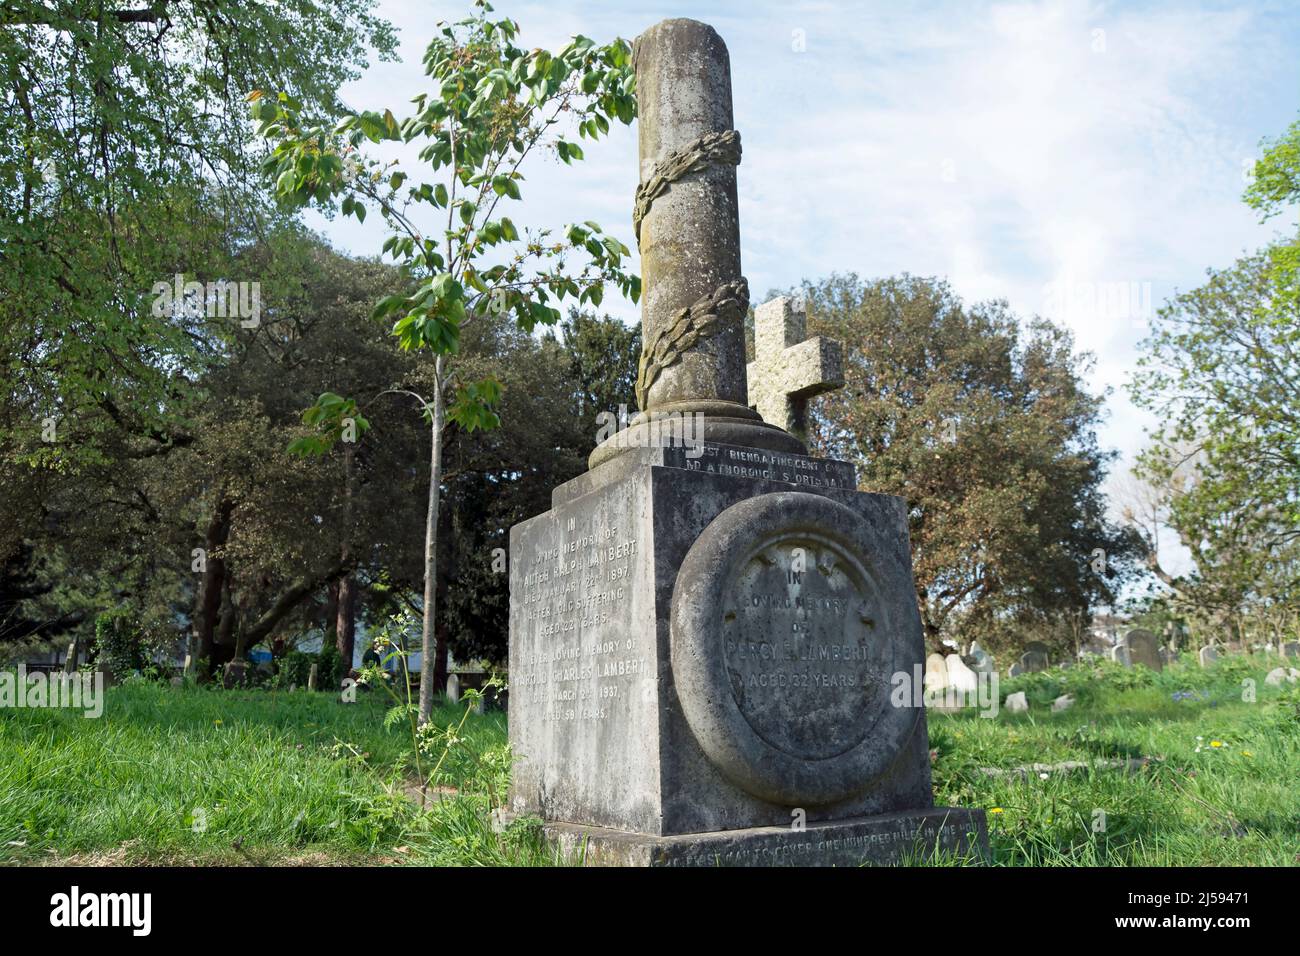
[507,18,987,866]
[1123,628,1163,671]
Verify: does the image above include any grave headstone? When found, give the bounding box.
[924,653,948,695]
[1264,667,1298,687]
[1051,694,1074,713]
[1018,650,1048,674]
[505,18,987,867]
[1198,645,1219,668]
[1005,692,1029,713]
[62,642,77,675]
[944,654,978,695]
[1124,628,1163,671]
[968,641,995,674]
[308,662,318,691]
[1282,642,1300,660]
[1110,644,1132,667]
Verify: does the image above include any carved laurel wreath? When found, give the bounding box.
[635,277,749,409]
[631,129,741,245]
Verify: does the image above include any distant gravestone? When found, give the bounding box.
[968,642,995,674]
[62,642,77,674]
[307,662,318,691]
[446,672,461,704]
[1198,645,1219,668]
[182,654,194,677]
[1264,667,1298,687]
[1005,692,1029,713]
[1051,694,1075,713]
[221,661,248,689]
[1124,629,1163,671]
[924,653,949,695]
[1110,644,1132,667]
[1282,642,1300,660]
[944,654,978,695]
[1018,650,1048,674]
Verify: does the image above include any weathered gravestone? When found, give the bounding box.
[1198,645,1219,668]
[924,653,949,696]
[62,642,77,675]
[1018,646,1049,674]
[1282,642,1300,660]
[1123,628,1163,671]
[1110,643,1132,666]
[506,18,987,867]
[968,641,995,674]
[307,662,318,691]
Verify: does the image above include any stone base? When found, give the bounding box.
[542,808,990,867]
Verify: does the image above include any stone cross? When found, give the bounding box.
[747,296,843,442]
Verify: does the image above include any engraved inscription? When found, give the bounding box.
[664,444,855,488]
[515,512,645,724]
[722,537,889,760]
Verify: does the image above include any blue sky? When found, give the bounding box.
[310,0,1300,573]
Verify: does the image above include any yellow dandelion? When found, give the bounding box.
[989,807,1004,814]
[214,719,223,726]
[1241,751,1253,757]
[1210,740,1223,748]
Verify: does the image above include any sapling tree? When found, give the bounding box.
[255,1,639,721]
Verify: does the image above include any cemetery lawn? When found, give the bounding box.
[0,682,529,866]
[1,657,1296,867]
[930,656,1300,866]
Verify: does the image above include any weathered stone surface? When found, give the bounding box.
[1052,694,1075,713]
[1282,641,1300,660]
[924,653,948,695]
[62,642,77,675]
[632,18,744,411]
[1005,691,1029,712]
[508,17,986,866]
[746,296,843,443]
[1124,628,1163,671]
[943,654,978,695]
[968,641,995,674]
[508,446,946,835]
[1198,645,1219,668]
[542,807,989,867]
[1264,667,1299,687]
[589,20,811,468]
[1018,650,1048,673]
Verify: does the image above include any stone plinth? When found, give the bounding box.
[507,442,988,862]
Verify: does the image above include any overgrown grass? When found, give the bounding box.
[930,656,1300,866]
[0,680,509,865]
[2,657,1296,866]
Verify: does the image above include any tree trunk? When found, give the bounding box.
[192,497,233,681]
[335,441,357,685]
[418,356,446,725]
[336,571,357,683]
[324,578,340,648]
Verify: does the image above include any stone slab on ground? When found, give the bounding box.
[540,807,988,867]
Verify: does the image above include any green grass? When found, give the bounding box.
[930,655,1300,866]
[1,656,1297,866]
[0,680,518,865]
